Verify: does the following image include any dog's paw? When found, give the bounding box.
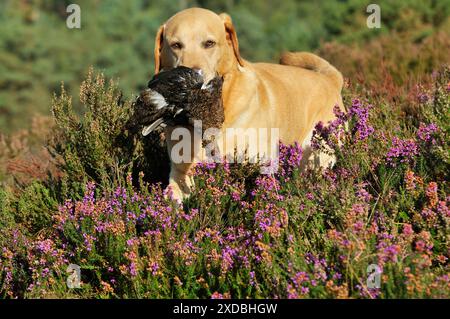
[163,184,182,204]
[164,180,192,203]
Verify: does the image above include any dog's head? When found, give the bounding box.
[153,8,244,82]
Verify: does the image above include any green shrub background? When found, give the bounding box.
[0,0,449,132]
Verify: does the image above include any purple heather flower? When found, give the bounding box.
[149,262,159,276]
[301,286,310,294]
[129,262,138,277]
[348,99,374,141]
[249,271,256,287]
[382,245,400,262]
[437,201,449,217]
[356,183,372,202]
[417,123,438,144]
[417,92,429,104]
[82,233,96,252]
[41,268,50,278]
[36,239,54,254]
[386,137,418,167]
[277,142,303,179]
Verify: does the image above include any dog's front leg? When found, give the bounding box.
[164,125,202,201]
[167,163,194,201]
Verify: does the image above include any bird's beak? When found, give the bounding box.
[201,82,210,90]
[201,73,221,90]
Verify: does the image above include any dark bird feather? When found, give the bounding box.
[129,66,224,140]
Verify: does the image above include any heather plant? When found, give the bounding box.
[50,68,135,196]
[1,66,449,299]
[49,68,169,199]
[0,68,168,240]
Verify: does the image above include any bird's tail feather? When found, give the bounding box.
[142,118,165,136]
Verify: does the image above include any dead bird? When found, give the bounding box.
[130,66,224,137]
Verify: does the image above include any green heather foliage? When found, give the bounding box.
[51,68,135,193]
[0,66,449,299]
[50,68,169,198]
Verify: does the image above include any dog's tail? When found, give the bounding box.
[279,52,343,89]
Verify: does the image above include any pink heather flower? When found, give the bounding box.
[181,208,198,221]
[4,271,13,285]
[211,292,224,299]
[415,240,425,252]
[417,123,438,144]
[437,201,449,217]
[350,203,366,215]
[231,191,240,201]
[356,184,372,201]
[356,285,381,299]
[383,245,401,262]
[126,238,139,247]
[332,273,342,280]
[41,268,50,278]
[36,239,54,254]
[352,221,364,232]
[402,224,414,236]
[301,286,310,294]
[252,175,282,200]
[426,182,438,207]
[421,207,435,220]
[291,271,310,289]
[220,246,237,273]
[287,285,299,299]
[254,205,288,237]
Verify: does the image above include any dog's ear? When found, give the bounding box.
[219,13,244,67]
[154,24,165,74]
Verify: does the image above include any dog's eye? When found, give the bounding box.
[204,40,216,49]
[170,42,183,50]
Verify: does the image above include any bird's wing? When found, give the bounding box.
[147,89,168,109]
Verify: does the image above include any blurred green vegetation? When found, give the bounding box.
[0,0,449,133]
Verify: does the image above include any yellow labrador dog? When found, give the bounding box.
[153,8,343,200]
